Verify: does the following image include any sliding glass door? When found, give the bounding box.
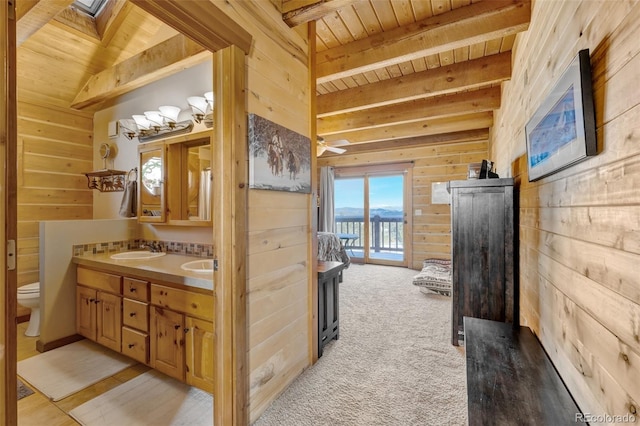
[334,164,412,267]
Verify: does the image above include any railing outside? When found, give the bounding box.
[335,215,403,254]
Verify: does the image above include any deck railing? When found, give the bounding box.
[335,215,403,253]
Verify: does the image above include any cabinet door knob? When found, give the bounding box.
[129,312,136,317]
[128,343,135,348]
[94,300,100,304]
[88,298,95,303]
[184,328,190,333]
[174,324,180,330]
[129,287,136,292]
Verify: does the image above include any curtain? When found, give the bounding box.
[319,166,335,233]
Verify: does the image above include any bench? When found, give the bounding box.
[464,317,582,425]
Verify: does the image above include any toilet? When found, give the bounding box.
[17,282,40,337]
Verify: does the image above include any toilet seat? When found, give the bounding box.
[18,282,40,294]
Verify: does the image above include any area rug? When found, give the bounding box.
[17,339,136,402]
[69,370,213,426]
[17,378,34,400]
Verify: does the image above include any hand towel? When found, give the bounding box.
[118,180,137,217]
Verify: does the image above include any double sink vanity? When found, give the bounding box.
[72,250,215,393]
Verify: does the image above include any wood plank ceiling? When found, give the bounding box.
[280,0,531,156]
[16,0,531,158]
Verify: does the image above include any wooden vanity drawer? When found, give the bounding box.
[123,299,149,332]
[122,327,149,364]
[77,267,121,294]
[150,284,214,321]
[123,278,149,301]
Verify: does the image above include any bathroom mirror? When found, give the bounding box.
[166,134,212,225]
[138,142,166,223]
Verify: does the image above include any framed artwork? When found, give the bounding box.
[248,113,311,193]
[525,49,597,182]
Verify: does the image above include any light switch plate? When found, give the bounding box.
[107,121,119,138]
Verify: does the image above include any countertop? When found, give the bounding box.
[72,252,213,291]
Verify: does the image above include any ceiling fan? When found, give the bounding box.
[317,136,349,156]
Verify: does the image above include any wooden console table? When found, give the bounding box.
[317,260,345,357]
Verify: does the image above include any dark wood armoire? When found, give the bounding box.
[448,178,516,346]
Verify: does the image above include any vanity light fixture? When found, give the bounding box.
[187,96,208,123]
[119,119,138,140]
[144,111,165,130]
[159,105,181,128]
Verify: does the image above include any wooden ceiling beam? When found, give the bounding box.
[316,0,529,84]
[283,0,355,27]
[317,52,511,117]
[317,86,501,135]
[321,112,493,145]
[129,0,252,54]
[71,34,209,110]
[17,0,75,46]
[320,129,489,157]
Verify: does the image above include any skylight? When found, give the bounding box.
[72,0,108,17]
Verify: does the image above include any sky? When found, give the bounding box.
[334,175,403,210]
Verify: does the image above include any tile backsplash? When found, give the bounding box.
[73,239,213,258]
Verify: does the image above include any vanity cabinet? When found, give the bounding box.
[75,264,214,392]
[149,283,214,389]
[121,277,150,364]
[76,267,123,353]
[185,317,214,393]
[138,131,212,226]
[150,306,185,380]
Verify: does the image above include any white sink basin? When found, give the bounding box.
[181,259,214,273]
[110,251,167,260]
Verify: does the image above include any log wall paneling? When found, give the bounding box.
[209,1,312,423]
[318,138,488,269]
[491,0,640,419]
[16,101,93,317]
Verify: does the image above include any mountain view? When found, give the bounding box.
[335,207,403,218]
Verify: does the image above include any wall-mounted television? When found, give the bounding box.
[525,49,597,182]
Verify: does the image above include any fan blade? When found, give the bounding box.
[331,139,350,147]
[317,145,327,156]
[326,146,346,154]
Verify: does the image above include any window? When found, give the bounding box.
[72,0,109,17]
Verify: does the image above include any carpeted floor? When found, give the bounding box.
[253,263,467,426]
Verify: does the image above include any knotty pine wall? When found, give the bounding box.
[491,0,640,418]
[16,101,93,316]
[318,139,488,270]
[215,2,312,422]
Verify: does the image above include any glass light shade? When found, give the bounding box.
[187,96,208,115]
[132,115,152,130]
[204,92,214,110]
[144,111,165,127]
[119,119,138,134]
[159,105,181,123]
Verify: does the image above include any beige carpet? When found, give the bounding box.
[253,264,468,426]
[17,339,136,401]
[69,370,213,425]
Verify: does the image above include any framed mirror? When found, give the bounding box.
[138,142,166,222]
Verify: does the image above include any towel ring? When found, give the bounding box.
[127,167,138,183]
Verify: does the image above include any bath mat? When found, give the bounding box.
[17,379,34,400]
[69,370,213,425]
[17,339,136,402]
